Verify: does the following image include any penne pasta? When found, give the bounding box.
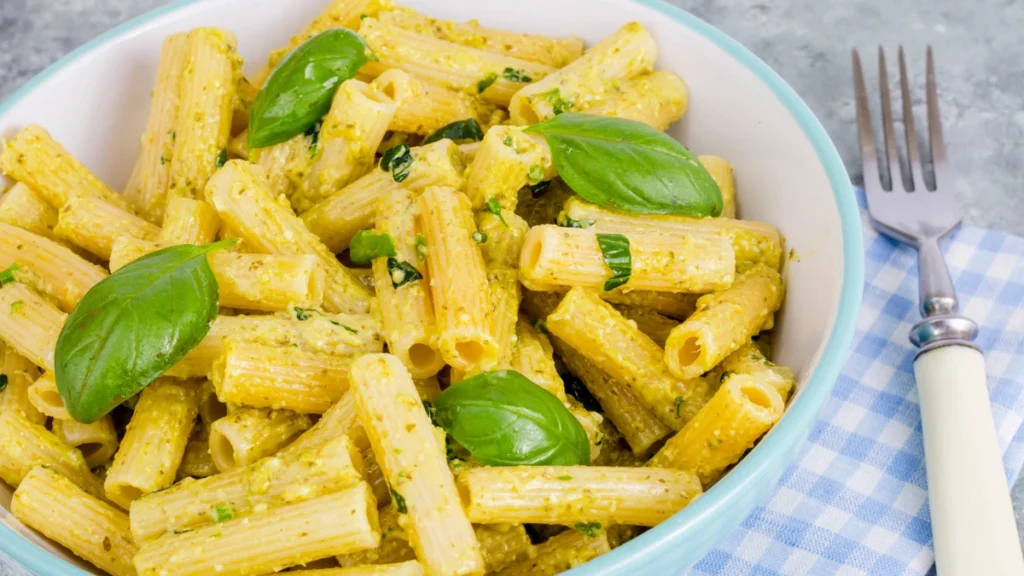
[205,160,373,314]
[418,186,499,372]
[546,288,709,430]
[124,33,189,224]
[520,225,735,294]
[208,407,313,471]
[302,139,465,253]
[352,354,486,576]
[664,265,784,380]
[12,466,138,576]
[0,222,107,311]
[648,373,785,486]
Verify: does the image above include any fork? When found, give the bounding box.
[853,47,1024,575]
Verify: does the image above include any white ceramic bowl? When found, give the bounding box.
[0,0,863,573]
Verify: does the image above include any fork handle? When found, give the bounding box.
[914,344,1024,575]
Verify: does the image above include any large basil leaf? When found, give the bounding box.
[55,241,234,422]
[433,370,590,466]
[249,29,373,149]
[526,113,723,217]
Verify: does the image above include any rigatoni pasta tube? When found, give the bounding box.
[205,160,372,313]
[51,415,118,468]
[600,290,698,321]
[159,196,221,244]
[459,466,701,526]
[208,407,313,472]
[104,378,200,509]
[27,373,69,420]
[373,188,445,378]
[0,222,107,311]
[0,282,65,372]
[371,70,494,136]
[177,424,217,480]
[552,337,670,457]
[464,125,553,211]
[509,22,657,125]
[546,288,708,430]
[249,132,312,205]
[579,71,688,131]
[0,410,105,499]
[283,391,366,456]
[12,466,137,576]
[293,563,425,576]
[133,483,381,576]
[488,267,521,367]
[476,211,529,269]
[210,252,325,311]
[302,139,465,253]
[379,8,583,68]
[418,186,499,371]
[494,529,609,576]
[166,312,381,379]
[168,28,238,200]
[520,225,735,294]
[211,339,354,413]
[0,343,45,425]
[123,33,188,224]
[352,354,485,576]
[561,197,782,271]
[0,182,59,240]
[721,342,796,401]
[614,305,678,348]
[251,0,388,86]
[649,374,785,486]
[358,18,554,107]
[509,317,565,401]
[699,155,736,219]
[0,123,130,210]
[292,79,397,213]
[54,194,161,260]
[130,435,364,542]
[664,265,784,380]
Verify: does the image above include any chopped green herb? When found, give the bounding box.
[720,371,732,384]
[390,487,408,513]
[387,258,423,289]
[349,230,397,264]
[0,374,7,392]
[292,306,357,333]
[171,131,177,142]
[502,67,532,83]
[532,317,548,333]
[557,214,595,229]
[528,164,544,183]
[540,88,574,115]
[305,120,322,158]
[423,401,437,424]
[674,396,685,417]
[215,148,228,168]
[485,198,507,226]
[9,300,22,315]
[596,233,631,291]
[397,470,410,479]
[423,119,484,144]
[160,154,168,166]
[502,136,514,147]
[210,504,234,523]
[529,180,551,197]
[293,307,312,321]
[476,73,498,93]
[573,522,602,537]
[472,231,487,244]
[414,233,428,262]
[706,438,722,449]
[380,144,414,182]
[556,475,573,481]
[0,263,19,286]
[340,324,359,334]
[360,13,368,19]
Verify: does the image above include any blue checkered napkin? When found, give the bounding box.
[686,189,1024,576]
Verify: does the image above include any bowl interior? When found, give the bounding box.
[0,0,858,574]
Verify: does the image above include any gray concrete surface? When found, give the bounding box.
[2,0,1023,573]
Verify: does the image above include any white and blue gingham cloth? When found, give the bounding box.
[687,189,1024,576]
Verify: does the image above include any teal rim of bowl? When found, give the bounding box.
[0,0,864,574]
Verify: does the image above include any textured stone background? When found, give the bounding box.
[2,0,1023,573]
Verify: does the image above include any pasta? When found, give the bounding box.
[0,8,801,575]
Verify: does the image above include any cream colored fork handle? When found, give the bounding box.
[915,345,1024,575]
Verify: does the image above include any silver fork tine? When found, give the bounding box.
[878,47,903,191]
[926,46,949,190]
[898,46,927,192]
[852,49,881,192]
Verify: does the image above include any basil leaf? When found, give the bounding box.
[386,258,423,289]
[380,144,414,182]
[249,29,372,149]
[539,89,574,115]
[390,486,408,514]
[55,241,234,423]
[423,119,484,145]
[433,370,590,466]
[596,233,631,291]
[557,214,595,229]
[210,504,234,523]
[477,73,498,93]
[529,181,551,197]
[215,149,227,168]
[503,67,532,83]
[0,374,7,392]
[349,230,397,264]
[574,522,602,537]
[526,113,723,217]
[0,263,19,286]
